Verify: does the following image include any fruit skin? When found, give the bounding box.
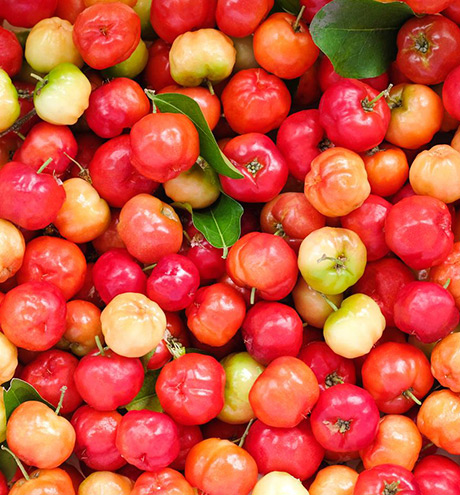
[359,414,422,471]
[393,281,459,343]
[71,406,126,471]
[396,14,460,85]
[220,133,289,203]
[221,68,291,134]
[9,468,76,495]
[116,410,180,471]
[0,69,20,133]
[0,161,66,231]
[117,194,183,264]
[249,356,319,428]
[309,465,358,495]
[33,63,91,126]
[0,332,18,385]
[73,348,144,411]
[310,383,380,452]
[362,342,434,414]
[298,227,367,296]
[78,472,133,495]
[130,112,200,184]
[131,468,194,495]
[414,454,460,495]
[155,353,226,425]
[218,352,264,424]
[0,29,23,77]
[216,0,273,38]
[7,401,76,469]
[0,280,67,352]
[431,332,460,392]
[319,79,391,153]
[185,438,258,495]
[304,147,371,217]
[244,419,325,481]
[227,232,298,301]
[353,464,421,495]
[73,2,141,70]
[0,219,25,284]
[100,292,166,358]
[186,283,246,347]
[385,195,454,270]
[169,29,236,87]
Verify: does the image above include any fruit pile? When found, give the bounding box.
[2,0,460,494]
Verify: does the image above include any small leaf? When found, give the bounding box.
[171,202,193,215]
[3,379,52,420]
[151,93,243,179]
[275,0,300,14]
[192,194,244,259]
[310,0,414,78]
[0,444,17,481]
[123,371,163,412]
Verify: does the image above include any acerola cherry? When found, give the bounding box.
[394,281,459,343]
[242,302,303,365]
[0,281,67,351]
[116,410,180,471]
[93,248,147,304]
[21,350,82,415]
[71,406,126,471]
[186,283,247,347]
[155,353,226,425]
[73,349,144,411]
[146,254,200,312]
[130,113,200,183]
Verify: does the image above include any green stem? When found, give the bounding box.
[142,263,157,272]
[95,335,105,357]
[144,89,158,113]
[318,292,339,312]
[403,389,421,406]
[1,446,29,481]
[205,79,215,95]
[14,131,26,141]
[30,73,44,83]
[250,287,256,305]
[164,332,186,360]
[317,253,346,270]
[238,419,255,448]
[292,5,306,32]
[55,386,67,415]
[63,152,92,184]
[362,84,394,112]
[444,278,451,290]
[36,158,53,174]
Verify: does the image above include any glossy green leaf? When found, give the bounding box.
[123,371,163,412]
[0,445,17,481]
[275,0,300,14]
[150,92,243,179]
[310,0,414,78]
[191,194,244,259]
[3,379,52,420]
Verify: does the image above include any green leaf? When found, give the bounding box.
[0,445,17,481]
[150,92,243,179]
[275,0,300,14]
[192,194,244,259]
[3,379,52,420]
[123,371,163,412]
[310,0,414,78]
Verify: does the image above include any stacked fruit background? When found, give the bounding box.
[1,0,460,494]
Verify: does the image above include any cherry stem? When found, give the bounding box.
[205,80,215,95]
[238,419,255,448]
[317,254,346,270]
[144,89,158,113]
[14,131,26,141]
[142,263,157,272]
[318,292,339,312]
[63,152,92,183]
[250,287,256,305]
[95,335,105,357]
[444,278,451,289]
[302,322,309,327]
[30,73,44,83]
[421,441,434,452]
[183,231,192,243]
[0,108,37,139]
[55,386,67,415]
[1,446,29,481]
[403,389,421,406]
[362,84,394,112]
[292,5,306,32]
[36,158,53,174]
